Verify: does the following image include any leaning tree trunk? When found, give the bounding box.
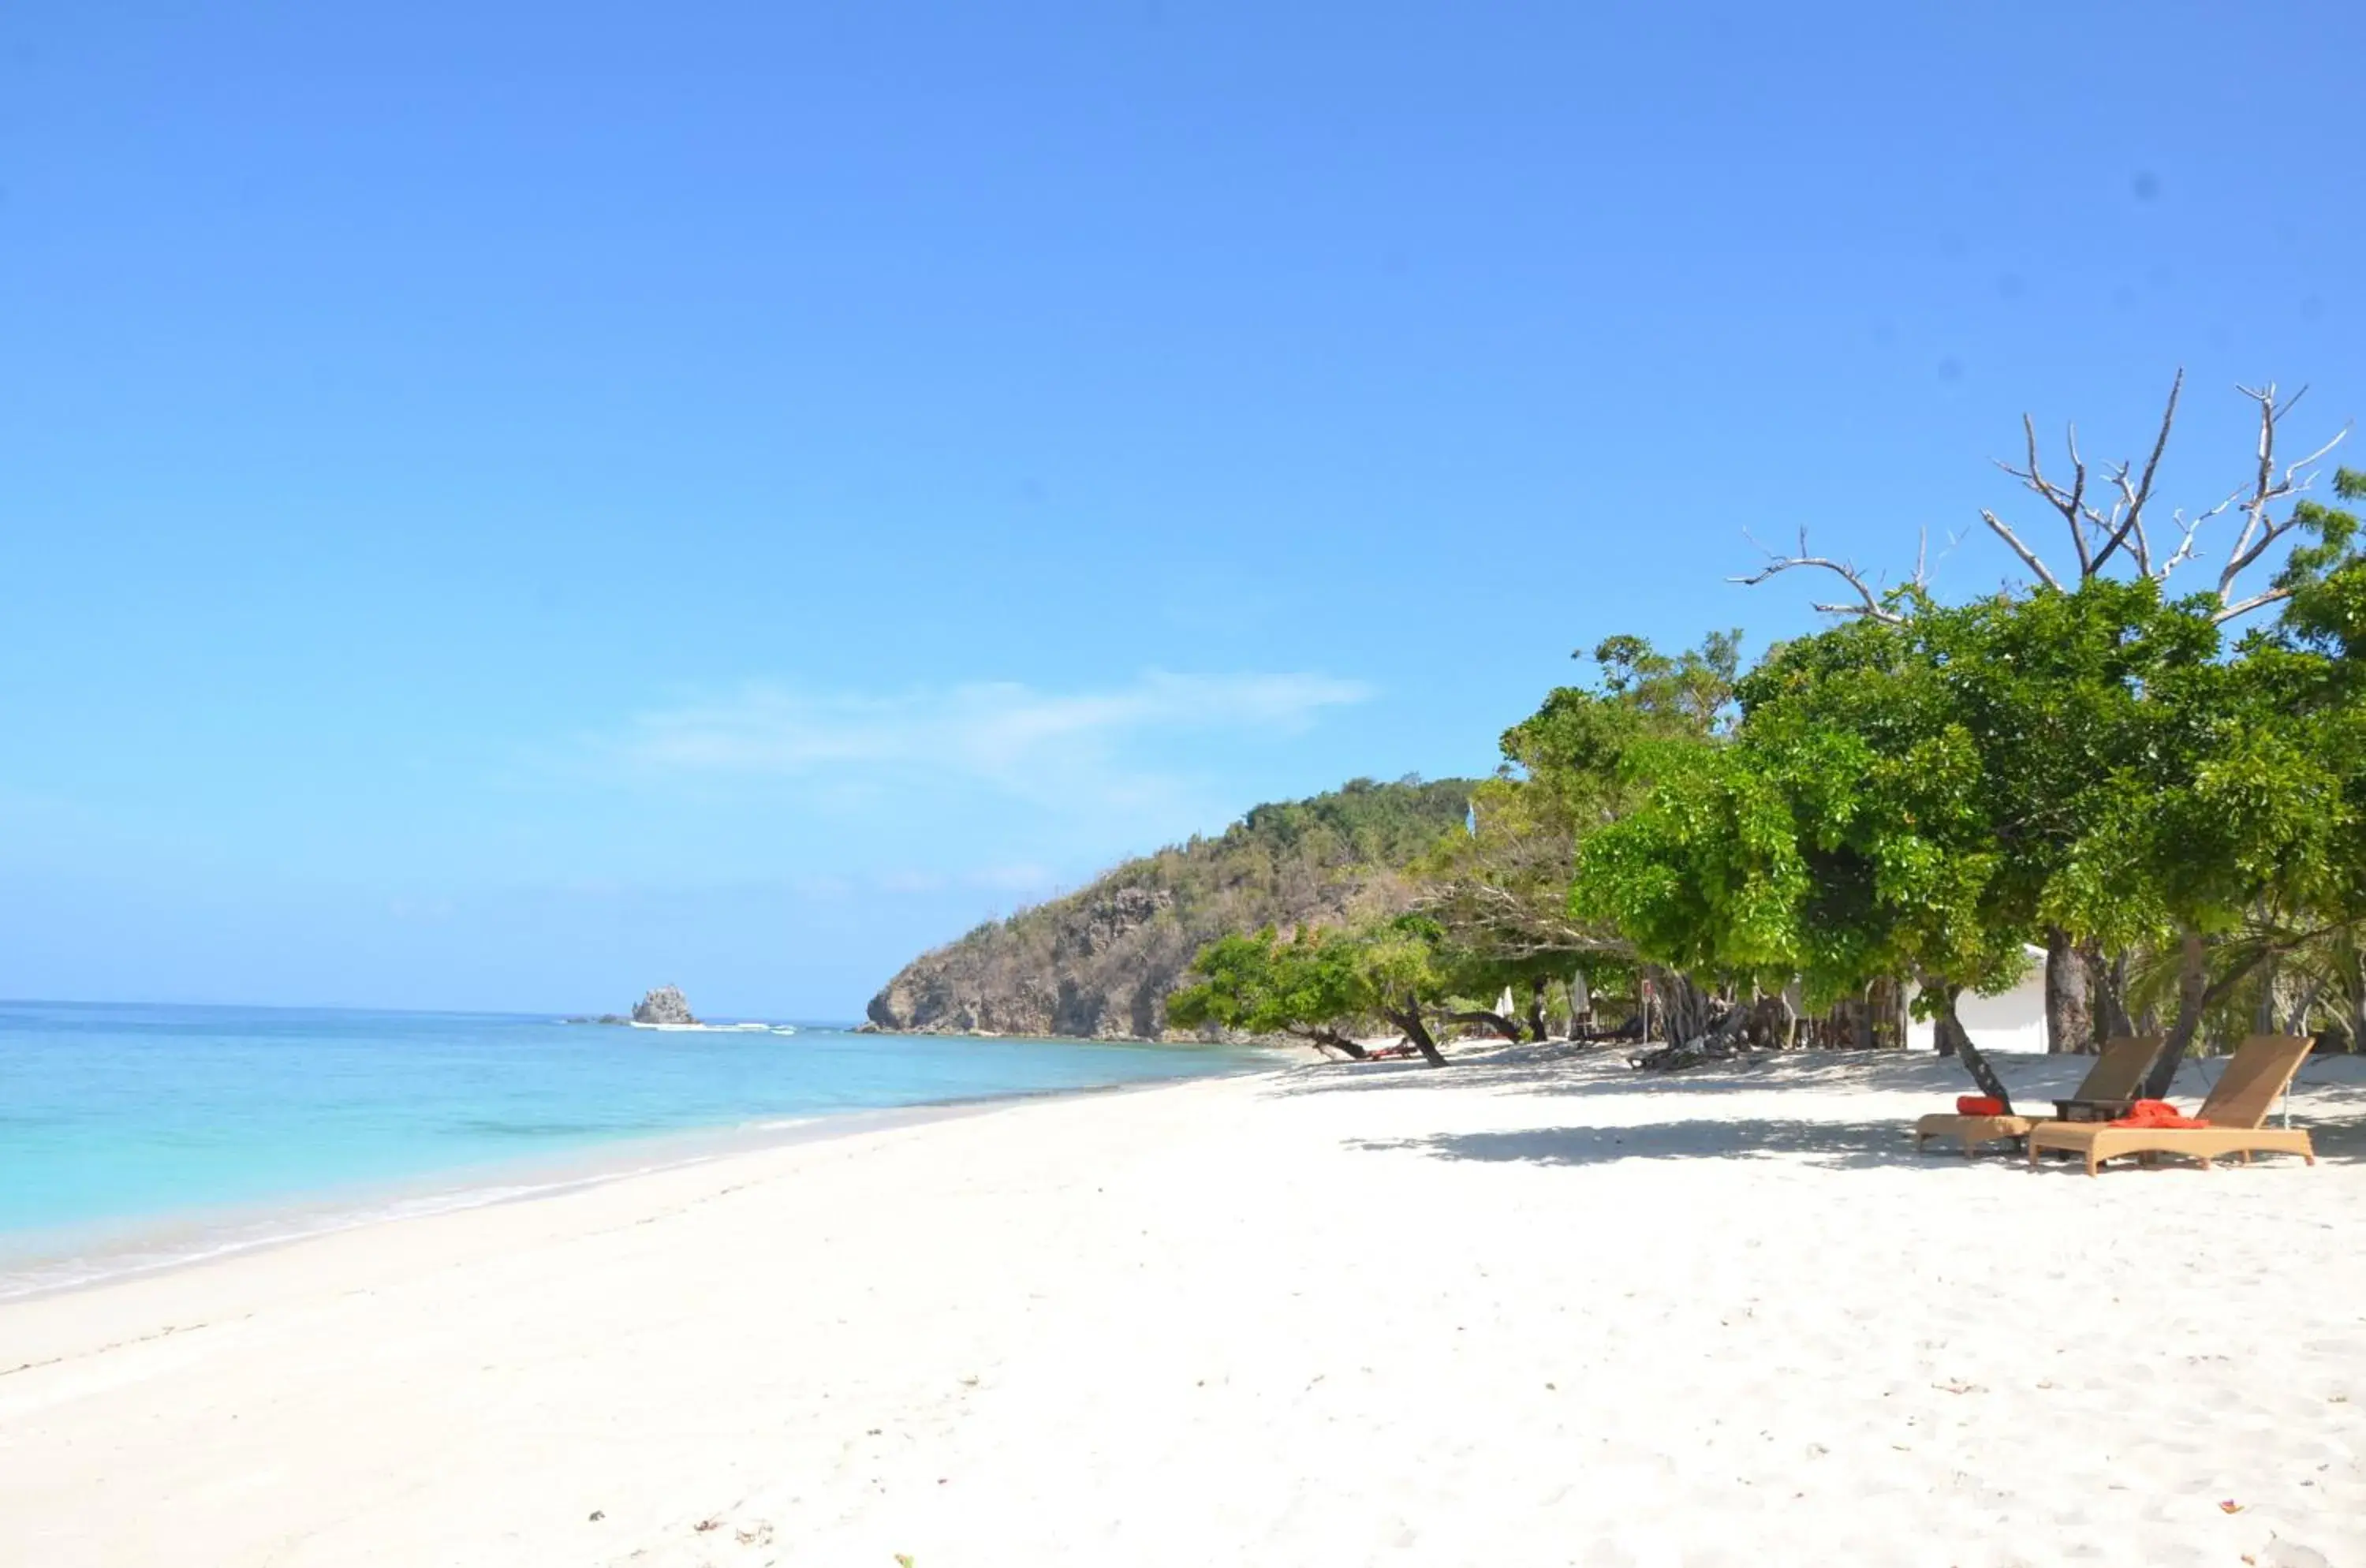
[2252,951,2283,1036]
[1288,1026,1370,1060]
[2282,976,2327,1038]
[1381,996,1449,1067]
[2090,941,2136,1041]
[2044,928,2095,1054]
[1444,1010,1525,1043]
[2141,930,2212,1100]
[1928,984,1962,1058]
[1923,975,2015,1111]
[2140,928,2287,1098]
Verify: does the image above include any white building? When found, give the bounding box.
[1905,945,2049,1054]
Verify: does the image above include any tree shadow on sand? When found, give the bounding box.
[1353,1112,2366,1170]
[1272,1041,2366,1128]
[1349,1118,1909,1170]
[1277,1039,2366,1167]
[1260,1043,1822,1099]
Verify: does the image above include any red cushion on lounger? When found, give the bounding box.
[2110,1098,2211,1129]
[1955,1096,2006,1116]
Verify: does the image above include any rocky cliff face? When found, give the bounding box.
[865,885,1196,1039]
[864,776,1478,1041]
[632,985,697,1025]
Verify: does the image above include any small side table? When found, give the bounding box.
[2051,1097,2134,1123]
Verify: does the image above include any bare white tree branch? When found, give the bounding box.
[1976,509,2065,589]
[1730,528,1909,622]
[1744,375,2349,627]
[2156,487,2237,580]
[2208,382,2352,622]
[2217,586,2297,623]
[1977,371,2349,623]
[2091,370,2182,577]
[2061,421,2095,577]
[1987,371,2186,589]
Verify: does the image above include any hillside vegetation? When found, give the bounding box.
[864,777,1478,1040]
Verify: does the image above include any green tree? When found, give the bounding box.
[2046,610,2366,1094]
[1164,927,1375,1059]
[1575,610,2035,1100]
[2275,468,2366,666]
[1739,380,2356,1055]
[1166,916,1462,1066]
[1577,581,2258,1105]
[1420,633,1741,1032]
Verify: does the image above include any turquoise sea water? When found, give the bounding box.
[0,1000,1260,1292]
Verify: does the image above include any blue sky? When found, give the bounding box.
[2,2,2360,1017]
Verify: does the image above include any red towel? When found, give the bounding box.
[2110,1098,2211,1129]
[1955,1096,2006,1116]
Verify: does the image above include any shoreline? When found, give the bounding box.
[0,1058,1279,1305]
[6,1045,2360,1566]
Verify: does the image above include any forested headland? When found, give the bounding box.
[864,777,1477,1040]
[877,378,2366,1092]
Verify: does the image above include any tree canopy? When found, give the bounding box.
[1167,390,2364,1080]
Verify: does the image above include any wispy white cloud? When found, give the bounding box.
[575,671,1374,903]
[616,670,1373,793]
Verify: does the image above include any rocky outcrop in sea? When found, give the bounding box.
[630,986,698,1026]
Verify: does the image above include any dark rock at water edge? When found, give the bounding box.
[631,986,698,1025]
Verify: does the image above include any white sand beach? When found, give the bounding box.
[4,1046,2363,1568]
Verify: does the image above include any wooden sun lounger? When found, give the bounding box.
[2025,1034,2317,1176]
[1911,1036,2159,1155]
